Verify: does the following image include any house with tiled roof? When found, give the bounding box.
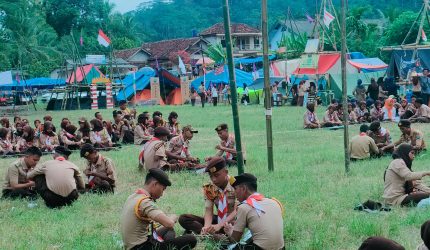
[114,47,151,68]
[199,23,263,56]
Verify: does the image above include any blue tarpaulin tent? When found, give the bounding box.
[234,55,276,65]
[387,48,430,79]
[190,66,253,89]
[0,77,65,90]
[116,67,156,101]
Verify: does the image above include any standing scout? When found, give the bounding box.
[166,125,199,164]
[139,127,195,171]
[80,144,116,193]
[179,157,237,236]
[224,173,285,250]
[26,146,85,209]
[120,168,197,250]
[2,146,41,199]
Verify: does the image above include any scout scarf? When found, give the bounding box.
[180,136,189,158]
[134,189,164,242]
[0,139,12,150]
[138,138,161,163]
[307,111,316,123]
[243,193,265,216]
[94,131,102,142]
[223,135,234,160]
[217,188,228,224]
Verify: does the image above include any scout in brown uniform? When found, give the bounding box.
[410,98,430,123]
[2,147,41,199]
[179,157,237,236]
[368,121,394,154]
[134,114,152,145]
[27,146,85,209]
[349,124,380,161]
[120,169,197,250]
[80,144,116,193]
[0,128,14,155]
[166,112,180,139]
[206,124,238,165]
[89,119,112,148]
[393,119,426,152]
[38,122,60,152]
[224,173,285,250]
[139,127,195,171]
[15,125,37,153]
[166,125,199,164]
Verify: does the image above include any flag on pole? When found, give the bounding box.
[80,29,84,46]
[239,62,243,70]
[305,13,315,23]
[323,8,335,28]
[422,30,428,42]
[97,29,111,47]
[252,63,259,80]
[178,56,186,75]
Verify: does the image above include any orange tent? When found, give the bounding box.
[166,88,182,105]
[132,89,166,105]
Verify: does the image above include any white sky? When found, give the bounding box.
[110,0,151,13]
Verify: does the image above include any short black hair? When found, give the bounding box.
[95,112,101,117]
[145,175,156,185]
[360,124,369,133]
[369,121,380,132]
[26,146,42,157]
[153,111,162,118]
[416,98,424,105]
[241,182,257,192]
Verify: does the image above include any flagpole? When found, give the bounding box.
[341,0,350,173]
[222,0,245,174]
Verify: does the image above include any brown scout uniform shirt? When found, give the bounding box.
[27,158,85,197]
[383,159,430,205]
[84,155,116,186]
[368,128,392,146]
[394,129,426,150]
[134,125,152,145]
[120,189,164,250]
[233,198,284,250]
[3,158,31,190]
[216,134,236,159]
[349,133,379,159]
[416,104,430,118]
[167,135,190,158]
[90,129,112,146]
[38,133,60,149]
[204,180,237,215]
[142,140,168,170]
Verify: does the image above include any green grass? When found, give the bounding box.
[1,104,430,250]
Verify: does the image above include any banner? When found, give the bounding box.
[0,71,13,85]
[300,54,319,69]
[150,77,160,104]
[180,76,190,104]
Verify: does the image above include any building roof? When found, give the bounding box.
[200,23,261,36]
[141,37,202,60]
[114,47,151,60]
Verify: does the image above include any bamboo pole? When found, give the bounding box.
[222,0,245,174]
[262,0,274,172]
[341,0,350,173]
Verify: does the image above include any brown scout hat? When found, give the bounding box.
[148,168,171,186]
[205,156,226,173]
[215,123,228,132]
[398,119,411,128]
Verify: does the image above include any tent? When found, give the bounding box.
[292,52,387,99]
[386,48,430,79]
[190,65,253,90]
[116,67,156,101]
[66,64,105,84]
[0,77,65,90]
[166,88,183,105]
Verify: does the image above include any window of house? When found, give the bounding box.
[254,37,261,49]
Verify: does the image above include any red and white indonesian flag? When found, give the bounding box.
[423,30,428,42]
[97,29,111,47]
[323,8,335,28]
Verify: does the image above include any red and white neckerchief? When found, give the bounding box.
[94,131,102,142]
[45,136,52,146]
[65,132,75,139]
[223,135,234,160]
[217,188,228,224]
[307,111,316,122]
[0,139,12,151]
[180,136,189,158]
[138,137,160,163]
[135,189,164,242]
[243,193,265,216]
[56,156,65,161]
[360,132,367,136]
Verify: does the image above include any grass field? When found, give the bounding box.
[1,103,430,250]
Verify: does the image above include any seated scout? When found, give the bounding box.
[179,157,237,236]
[166,125,200,164]
[224,173,284,250]
[206,124,239,165]
[349,124,380,161]
[134,113,152,145]
[2,146,41,199]
[368,121,394,154]
[80,144,116,193]
[410,98,430,123]
[26,146,85,209]
[120,168,197,250]
[393,119,426,152]
[139,127,195,171]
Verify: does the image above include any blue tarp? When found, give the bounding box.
[349,52,366,59]
[387,49,430,79]
[190,66,253,90]
[248,77,285,89]
[0,77,65,90]
[234,55,276,65]
[349,58,388,73]
[116,67,156,101]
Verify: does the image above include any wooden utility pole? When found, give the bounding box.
[262,0,274,172]
[222,0,245,174]
[341,0,350,173]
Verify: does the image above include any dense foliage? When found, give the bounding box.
[0,0,424,77]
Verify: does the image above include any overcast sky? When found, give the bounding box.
[110,0,150,13]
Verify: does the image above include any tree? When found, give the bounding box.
[204,43,226,64]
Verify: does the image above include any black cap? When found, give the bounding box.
[215,123,228,132]
[154,127,170,137]
[231,173,257,187]
[416,98,424,105]
[398,119,411,128]
[119,100,127,105]
[80,143,96,158]
[182,125,198,134]
[148,168,171,186]
[205,156,226,173]
[54,146,72,157]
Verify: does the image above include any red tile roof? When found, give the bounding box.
[114,47,150,60]
[141,37,201,60]
[200,23,261,36]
